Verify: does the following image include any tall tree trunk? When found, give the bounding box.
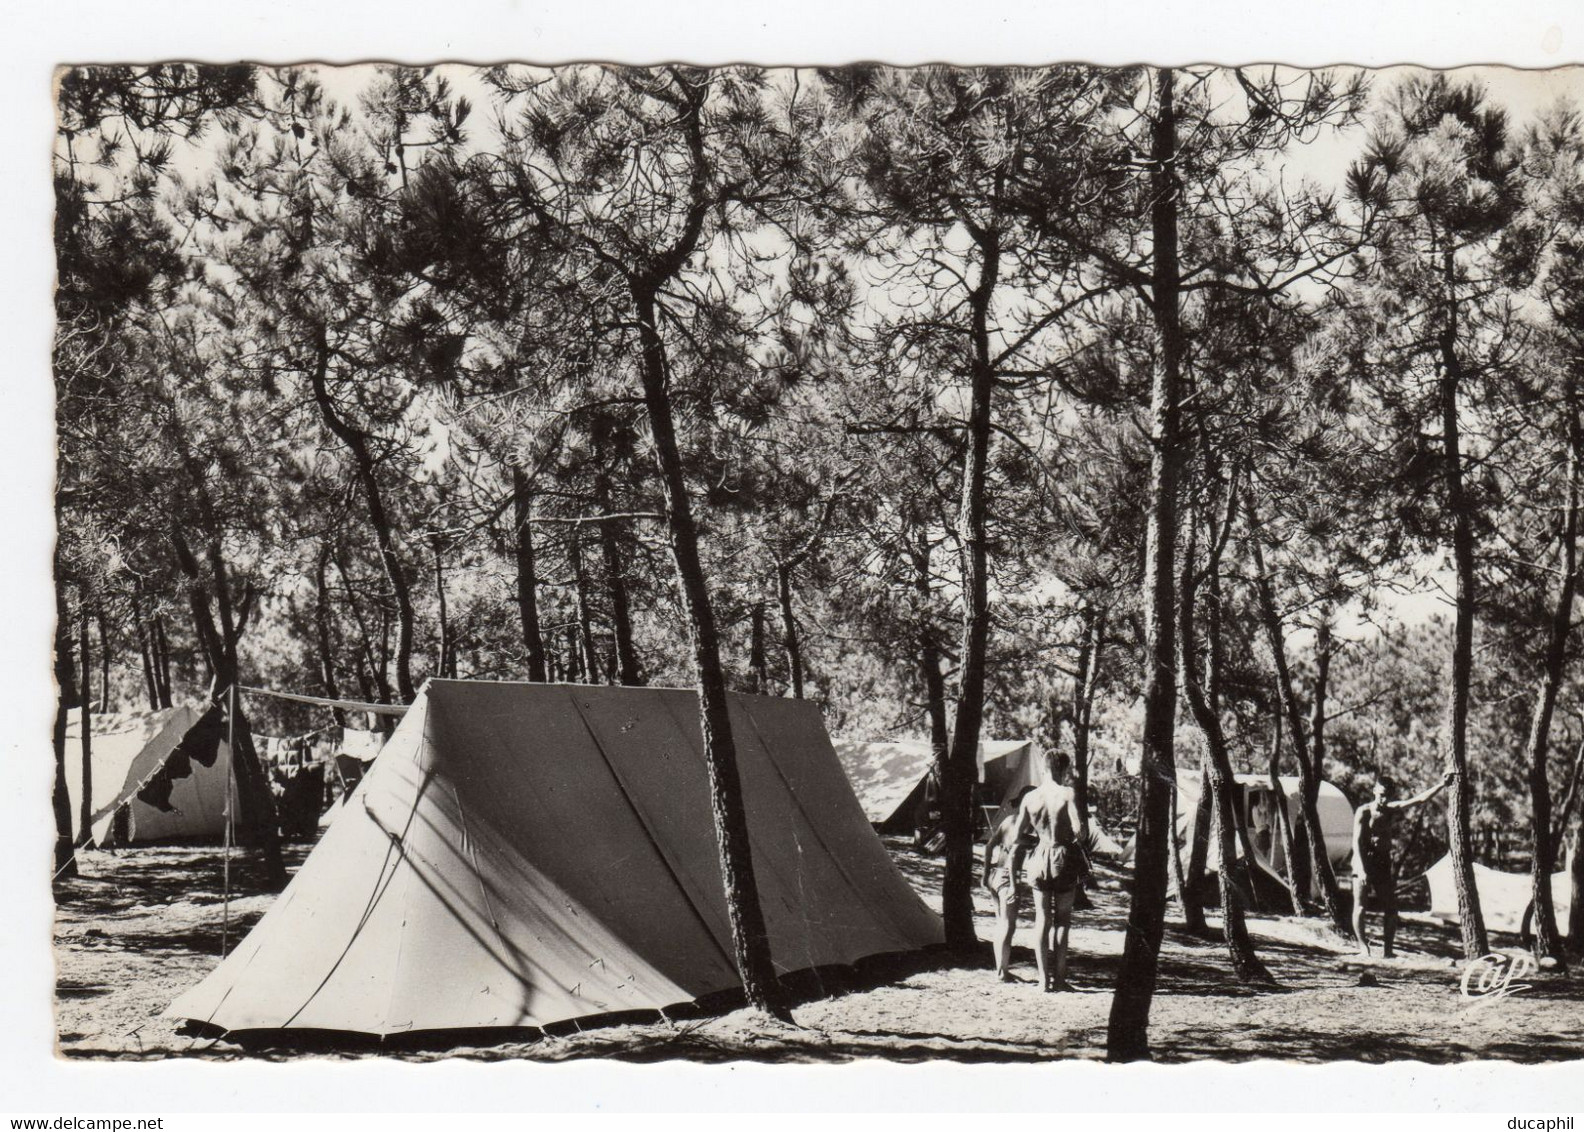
[188,599,217,690]
[564,625,583,683]
[941,220,1002,952]
[1204,758,1272,981]
[1170,783,1192,920]
[511,467,549,683]
[1231,795,1264,912]
[1181,766,1212,932]
[913,534,952,790]
[1072,604,1105,835]
[432,534,453,680]
[777,562,804,700]
[1180,537,1272,982]
[1247,512,1351,937]
[1268,708,1307,916]
[633,281,787,1020]
[52,585,78,877]
[170,530,286,890]
[593,467,643,686]
[1209,555,1262,906]
[1521,375,1578,966]
[568,525,602,683]
[352,648,377,703]
[748,601,768,694]
[77,602,94,843]
[1570,818,1584,955]
[379,608,392,698]
[314,547,349,730]
[152,615,172,708]
[1178,520,1210,933]
[96,611,111,713]
[1290,809,1316,910]
[132,591,159,712]
[1437,277,1490,960]
[309,326,417,703]
[335,553,392,706]
[1304,615,1338,909]
[774,493,841,702]
[1108,68,1183,1064]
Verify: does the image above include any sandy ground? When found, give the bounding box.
[52,836,1584,1063]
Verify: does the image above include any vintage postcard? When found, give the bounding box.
[16,0,1584,1116]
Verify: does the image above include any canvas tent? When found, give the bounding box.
[168,680,943,1037]
[1425,855,1573,935]
[979,739,1041,805]
[64,704,236,846]
[831,736,1036,833]
[830,739,934,832]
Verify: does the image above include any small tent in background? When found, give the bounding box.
[169,680,943,1038]
[1425,855,1572,935]
[830,738,937,833]
[978,739,1039,809]
[831,736,1040,835]
[64,704,236,846]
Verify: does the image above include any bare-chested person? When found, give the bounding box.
[982,787,1036,981]
[1015,751,1088,992]
[1352,770,1454,958]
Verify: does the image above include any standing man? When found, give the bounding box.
[1016,750,1088,992]
[1353,770,1455,958]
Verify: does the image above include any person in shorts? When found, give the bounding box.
[982,787,1036,981]
[1015,750,1089,992]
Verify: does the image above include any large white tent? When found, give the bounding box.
[63,704,236,846]
[168,680,943,1038]
[1425,855,1573,935]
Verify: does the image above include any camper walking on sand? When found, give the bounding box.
[1353,770,1455,958]
[1015,751,1088,993]
[983,787,1037,982]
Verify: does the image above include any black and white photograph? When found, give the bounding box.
[13,2,1584,1113]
